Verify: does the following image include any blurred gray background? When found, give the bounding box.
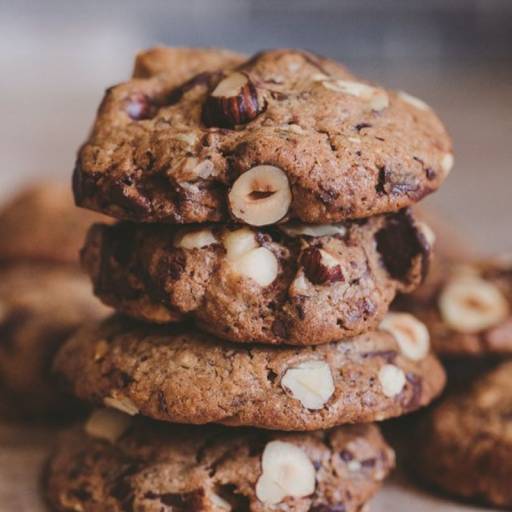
[1,0,511,252]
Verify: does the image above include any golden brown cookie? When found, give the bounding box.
[73,48,452,225]
[414,361,512,508]
[82,210,432,345]
[54,315,445,431]
[45,411,394,512]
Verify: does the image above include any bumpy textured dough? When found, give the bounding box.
[54,315,446,431]
[414,361,512,508]
[45,417,394,512]
[132,46,245,79]
[0,183,109,266]
[398,255,512,357]
[82,209,432,345]
[73,48,452,224]
[0,264,109,418]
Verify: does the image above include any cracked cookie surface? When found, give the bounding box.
[397,255,512,357]
[414,361,512,508]
[54,315,445,430]
[73,48,452,224]
[0,264,109,418]
[82,209,432,345]
[46,416,394,512]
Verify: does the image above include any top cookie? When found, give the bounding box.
[0,183,109,266]
[73,48,452,225]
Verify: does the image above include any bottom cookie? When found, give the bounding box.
[414,361,512,508]
[45,409,394,511]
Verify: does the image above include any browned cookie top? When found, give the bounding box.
[398,255,512,357]
[82,209,432,345]
[54,315,445,431]
[133,46,245,79]
[46,413,394,512]
[74,48,452,225]
[0,264,109,418]
[415,361,512,508]
[0,183,109,266]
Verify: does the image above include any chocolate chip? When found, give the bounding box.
[310,504,346,512]
[402,372,423,412]
[355,122,372,132]
[271,319,288,339]
[375,209,429,282]
[339,449,353,462]
[159,489,205,509]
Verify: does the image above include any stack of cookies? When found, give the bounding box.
[46,47,452,511]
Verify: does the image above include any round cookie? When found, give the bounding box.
[133,46,245,79]
[0,183,109,266]
[73,48,452,225]
[414,361,512,508]
[398,255,512,357]
[46,411,394,512]
[0,264,109,418]
[82,210,432,345]
[54,314,445,431]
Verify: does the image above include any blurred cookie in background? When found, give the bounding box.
[0,182,110,419]
[0,183,110,266]
[413,361,512,508]
[0,265,109,418]
[398,255,512,358]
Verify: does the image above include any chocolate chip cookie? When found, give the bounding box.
[46,409,394,512]
[0,183,109,266]
[0,264,109,418]
[133,46,244,79]
[82,209,432,345]
[398,255,512,357]
[54,314,445,430]
[414,361,512,508]
[73,48,452,225]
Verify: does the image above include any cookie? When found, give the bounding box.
[0,183,109,266]
[133,46,245,79]
[54,314,445,430]
[0,264,109,418]
[46,411,394,512]
[73,48,452,225]
[398,255,512,357]
[82,209,432,345]
[414,361,512,508]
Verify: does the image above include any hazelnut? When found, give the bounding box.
[103,394,139,416]
[301,247,344,285]
[203,72,261,128]
[380,313,430,361]
[321,79,389,111]
[228,165,292,226]
[223,228,278,287]
[439,275,509,333]
[175,228,217,249]
[255,440,316,505]
[441,153,454,176]
[281,360,335,409]
[397,90,430,111]
[279,222,347,238]
[378,364,406,398]
[223,228,258,259]
[85,408,132,443]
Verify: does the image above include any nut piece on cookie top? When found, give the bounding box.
[73,48,452,225]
